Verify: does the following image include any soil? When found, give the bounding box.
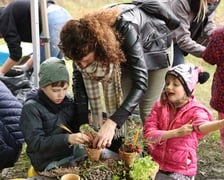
[38,159,121,179]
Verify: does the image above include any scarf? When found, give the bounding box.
[38,89,74,118]
[76,62,125,138]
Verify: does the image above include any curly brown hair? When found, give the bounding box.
[59,6,126,66]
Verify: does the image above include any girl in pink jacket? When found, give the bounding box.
[144,64,224,179]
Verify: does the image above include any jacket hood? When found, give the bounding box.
[25,88,39,102]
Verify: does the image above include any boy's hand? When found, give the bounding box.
[68,133,90,145]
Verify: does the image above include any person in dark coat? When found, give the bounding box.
[0,0,72,76]
[20,57,90,172]
[0,80,24,172]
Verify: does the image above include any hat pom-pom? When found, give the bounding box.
[199,72,210,84]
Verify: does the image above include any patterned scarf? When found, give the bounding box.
[76,62,125,138]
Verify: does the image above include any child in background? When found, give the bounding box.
[20,57,90,172]
[144,63,224,179]
[202,27,224,156]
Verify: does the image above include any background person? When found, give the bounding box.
[0,80,24,172]
[202,27,224,157]
[171,0,220,66]
[0,0,72,76]
[20,57,90,172]
[59,0,179,151]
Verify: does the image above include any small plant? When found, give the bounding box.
[120,128,141,153]
[119,128,142,166]
[79,124,98,148]
[112,160,127,180]
[129,155,158,180]
[79,124,102,161]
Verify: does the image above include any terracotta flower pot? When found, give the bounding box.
[84,146,102,161]
[119,148,137,166]
[61,173,80,180]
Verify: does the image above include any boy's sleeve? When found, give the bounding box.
[20,103,68,153]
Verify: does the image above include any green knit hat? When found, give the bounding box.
[39,57,69,88]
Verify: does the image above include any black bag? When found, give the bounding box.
[132,0,180,31]
[0,73,32,104]
[141,17,173,70]
[110,0,180,70]
[132,0,179,70]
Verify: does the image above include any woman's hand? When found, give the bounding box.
[68,132,90,145]
[92,119,117,149]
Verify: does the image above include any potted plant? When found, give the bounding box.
[129,155,159,180]
[79,124,102,161]
[119,128,141,166]
[118,127,159,179]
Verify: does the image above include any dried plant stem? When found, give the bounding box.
[58,124,73,134]
[132,128,140,146]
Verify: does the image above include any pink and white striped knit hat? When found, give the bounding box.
[166,63,210,96]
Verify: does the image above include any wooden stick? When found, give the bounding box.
[132,128,140,146]
[58,124,73,134]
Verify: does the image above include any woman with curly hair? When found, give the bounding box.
[59,1,179,152]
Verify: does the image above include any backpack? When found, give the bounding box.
[118,0,180,70]
[0,73,33,104]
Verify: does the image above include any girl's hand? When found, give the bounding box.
[176,121,193,137]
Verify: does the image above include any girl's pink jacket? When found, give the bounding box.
[143,96,214,176]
